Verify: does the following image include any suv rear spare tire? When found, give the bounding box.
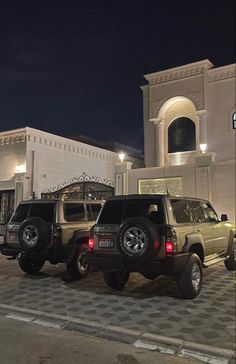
[18,256,45,274]
[18,217,50,251]
[177,253,203,299]
[117,217,159,262]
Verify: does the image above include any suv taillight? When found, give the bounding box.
[165,227,177,255]
[53,224,62,245]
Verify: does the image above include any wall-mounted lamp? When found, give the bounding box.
[118,152,125,162]
[199,144,207,154]
[15,163,26,173]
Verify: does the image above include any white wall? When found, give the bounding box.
[25,128,117,198]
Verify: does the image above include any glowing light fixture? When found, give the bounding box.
[200,144,207,154]
[15,163,26,173]
[119,152,125,162]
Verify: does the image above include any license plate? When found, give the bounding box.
[98,239,114,248]
[0,235,4,244]
[9,233,18,241]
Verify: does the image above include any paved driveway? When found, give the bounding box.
[0,255,235,352]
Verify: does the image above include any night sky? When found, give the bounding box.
[0,1,235,151]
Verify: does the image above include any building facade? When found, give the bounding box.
[126,60,235,221]
[0,127,122,224]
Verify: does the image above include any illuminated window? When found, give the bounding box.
[168,117,196,153]
[233,112,236,129]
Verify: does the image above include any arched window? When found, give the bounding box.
[233,112,236,129]
[168,117,196,153]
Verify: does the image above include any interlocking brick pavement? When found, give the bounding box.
[0,255,235,351]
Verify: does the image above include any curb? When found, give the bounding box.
[0,303,235,363]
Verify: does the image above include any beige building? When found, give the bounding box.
[124,60,235,221]
[0,127,127,224]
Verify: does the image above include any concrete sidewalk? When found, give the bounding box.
[0,255,235,360]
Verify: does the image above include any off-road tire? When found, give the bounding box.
[117,217,159,262]
[103,269,130,290]
[18,256,45,274]
[67,244,91,279]
[18,217,50,251]
[224,240,236,271]
[177,253,203,299]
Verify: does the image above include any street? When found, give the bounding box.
[0,255,235,363]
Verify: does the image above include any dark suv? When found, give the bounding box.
[0,199,103,278]
[90,195,236,299]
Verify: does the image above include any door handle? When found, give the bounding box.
[197,229,201,232]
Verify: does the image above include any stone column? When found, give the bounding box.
[14,172,25,207]
[195,153,216,202]
[154,118,164,167]
[114,161,132,195]
[197,110,208,145]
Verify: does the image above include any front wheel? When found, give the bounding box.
[177,253,203,299]
[224,240,236,271]
[18,256,45,274]
[66,244,91,280]
[103,268,130,290]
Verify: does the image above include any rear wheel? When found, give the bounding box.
[18,256,45,274]
[224,240,236,271]
[66,244,91,279]
[103,268,130,290]
[177,253,203,299]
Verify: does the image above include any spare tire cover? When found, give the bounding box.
[117,216,160,262]
[18,217,50,251]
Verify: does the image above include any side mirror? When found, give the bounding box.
[221,214,228,221]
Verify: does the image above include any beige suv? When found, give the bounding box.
[0,199,103,278]
[90,195,236,299]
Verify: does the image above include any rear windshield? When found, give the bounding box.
[98,198,164,224]
[11,203,55,223]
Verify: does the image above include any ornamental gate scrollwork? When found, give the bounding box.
[0,190,15,226]
[41,173,114,201]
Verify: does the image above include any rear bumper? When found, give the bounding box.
[90,252,190,275]
[0,243,73,263]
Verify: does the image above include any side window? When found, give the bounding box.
[64,203,85,222]
[29,203,55,223]
[201,202,218,222]
[190,200,206,223]
[170,199,192,223]
[11,204,30,223]
[87,204,102,221]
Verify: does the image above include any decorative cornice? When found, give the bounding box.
[144,60,213,85]
[208,64,236,83]
[0,132,26,146]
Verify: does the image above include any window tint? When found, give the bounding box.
[189,200,205,223]
[29,203,55,223]
[87,203,102,221]
[124,199,164,224]
[64,203,85,222]
[11,204,30,223]
[170,199,192,223]
[98,200,124,224]
[201,202,218,222]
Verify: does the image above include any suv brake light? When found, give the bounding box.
[88,239,95,249]
[53,224,62,245]
[165,227,177,255]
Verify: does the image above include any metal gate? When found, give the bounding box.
[0,190,15,224]
[41,173,114,201]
